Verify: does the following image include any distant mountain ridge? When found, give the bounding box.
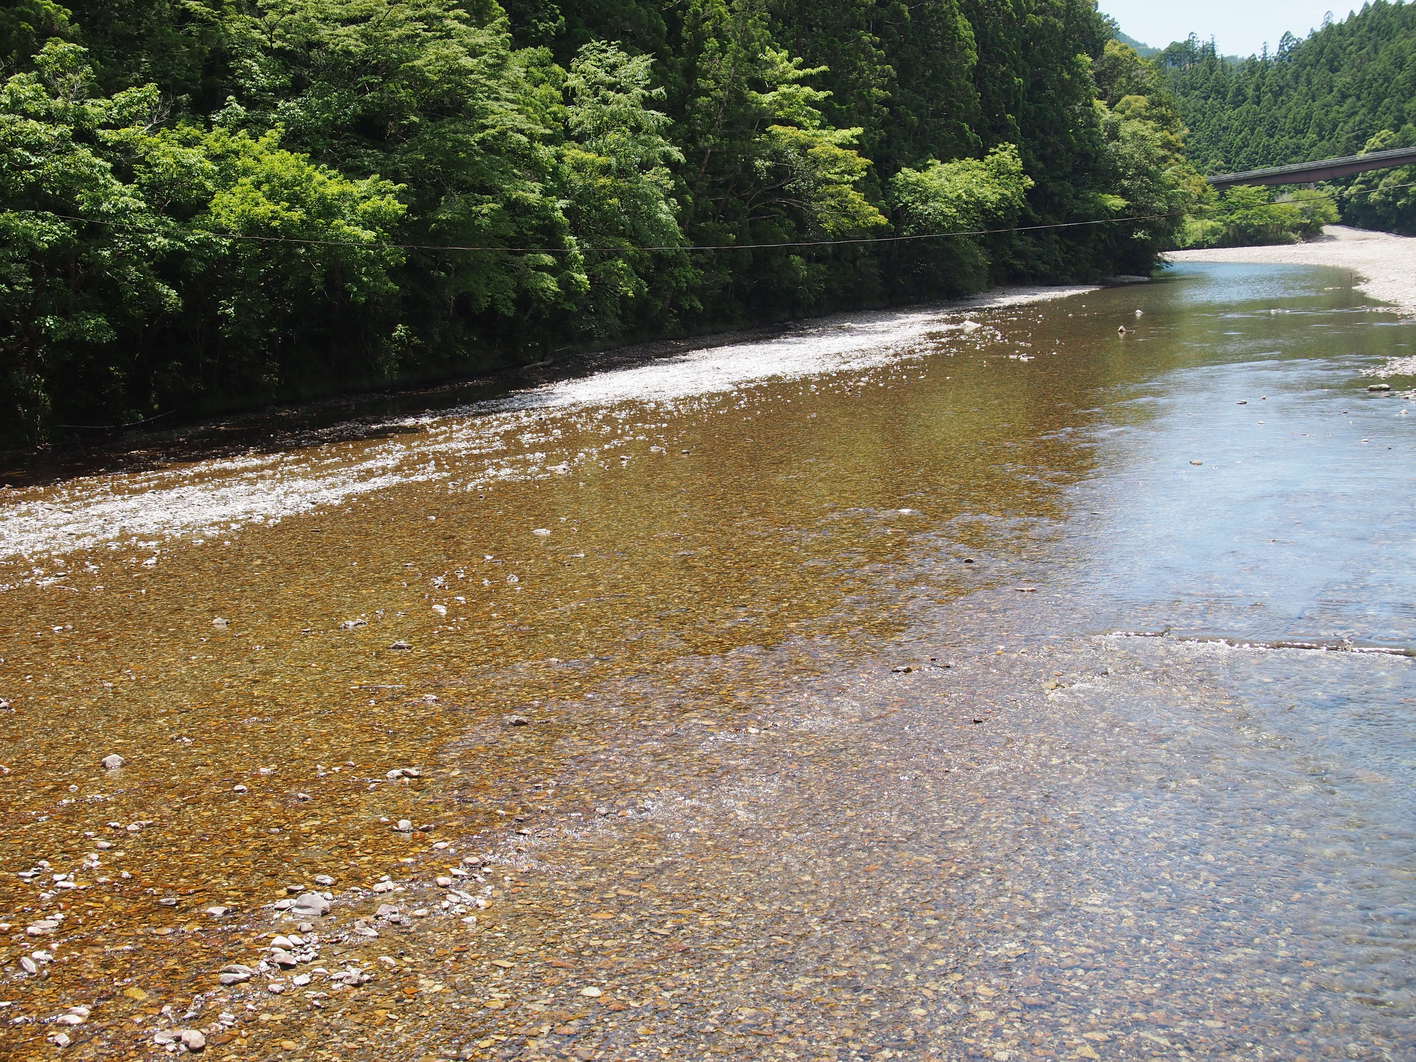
[1113,30,1158,57]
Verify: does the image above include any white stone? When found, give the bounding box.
[178,1029,206,1051]
[287,892,330,920]
[218,965,254,985]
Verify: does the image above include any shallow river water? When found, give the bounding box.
[0,262,1412,1060]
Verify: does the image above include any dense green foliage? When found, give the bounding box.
[1113,30,1156,58]
[1343,130,1416,235]
[1176,186,1338,249]
[2,0,1197,446]
[1156,1,1416,235]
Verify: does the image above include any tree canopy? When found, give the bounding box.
[1155,1,1415,234]
[2,0,1198,447]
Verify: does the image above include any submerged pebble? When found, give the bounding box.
[178,1029,206,1051]
[218,965,254,985]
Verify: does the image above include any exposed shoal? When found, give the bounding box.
[1166,224,1416,317]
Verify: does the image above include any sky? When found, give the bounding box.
[1099,1,1360,57]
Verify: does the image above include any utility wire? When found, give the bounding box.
[51,410,178,432]
[25,178,1414,436]
[11,179,1414,256]
[15,207,1177,253]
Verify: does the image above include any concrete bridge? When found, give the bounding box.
[1208,145,1416,188]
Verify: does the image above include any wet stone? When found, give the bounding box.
[178,1029,206,1051]
[288,892,331,919]
[218,965,255,985]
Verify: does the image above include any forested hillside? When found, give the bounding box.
[1157,0,1416,234]
[1,0,1196,447]
[1114,30,1156,58]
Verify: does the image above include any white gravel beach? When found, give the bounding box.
[1166,225,1416,317]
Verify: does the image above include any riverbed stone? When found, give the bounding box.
[178,1029,206,1051]
[288,892,330,919]
[218,964,254,985]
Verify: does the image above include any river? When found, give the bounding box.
[0,261,1412,1060]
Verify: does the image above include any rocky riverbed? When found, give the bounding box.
[1,260,1412,1060]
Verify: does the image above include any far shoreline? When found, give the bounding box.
[1165,225,1416,318]
[0,281,1097,488]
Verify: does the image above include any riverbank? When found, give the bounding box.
[1166,224,1416,317]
